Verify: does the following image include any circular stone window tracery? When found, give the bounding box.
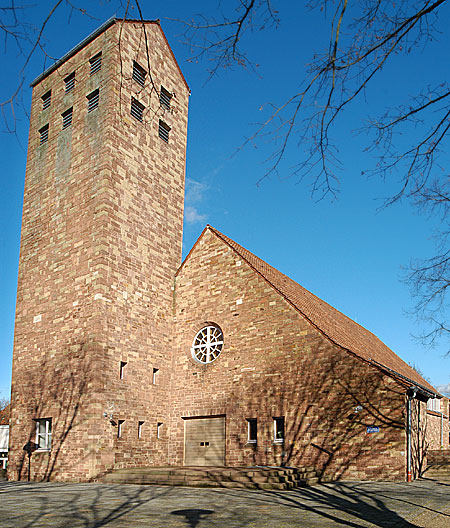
[191,325,224,364]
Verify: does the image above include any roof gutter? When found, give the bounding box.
[31,17,117,87]
[369,359,438,399]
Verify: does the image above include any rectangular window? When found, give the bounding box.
[159,86,172,110]
[35,418,52,450]
[138,421,144,439]
[427,398,441,412]
[152,368,159,385]
[132,61,147,87]
[118,420,124,439]
[157,422,163,439]
[87,89,99,112]
[39,124,49,145]
[90,52,102,75]
[119,361,127,380]
[64,72,75,93]
[273,417,285,443]
[41,90,51,110]
[158,120,170,143]
[247,418,257,444]
[131,98,145,122]
[62,107,73,129]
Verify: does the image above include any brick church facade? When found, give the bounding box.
[8,19,449,483]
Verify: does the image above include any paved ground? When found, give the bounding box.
[0,478,449,527]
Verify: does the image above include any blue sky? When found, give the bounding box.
[0,1,449,400]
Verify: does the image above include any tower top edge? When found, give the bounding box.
[30,18,161,88]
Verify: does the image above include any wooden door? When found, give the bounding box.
[184,416,225,466]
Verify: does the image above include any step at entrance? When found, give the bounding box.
[101,466,320,489]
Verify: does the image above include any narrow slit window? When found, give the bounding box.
[273,417,285,443]
[160,86,172,110]
[131,98,145,122]
[138,421,144,439]
[41,90,51,110]
[120,361,127,380]
[39,124,49,145]
[62,107,73,129]
[152,368,159,385]
[132,61,147,87]
[158,120,170,143]
[157,422,163,439]
[87,89,99,112]
[64,72,75,93]
[118,420,124,439]
[247,418,257,444]
[90,52,102,75]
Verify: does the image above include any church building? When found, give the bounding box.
[8,18,448,483]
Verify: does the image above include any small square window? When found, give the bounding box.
[41,90,51,110]
[157,422,163,439]
[87,89,99,112]
[35,418,52,450]
[273,417,285,443]
[138,421,144,439]
[158,120,170,143]
[160,86,172,110]
[152,368,159,385]
[120,361,127,380]
[131,98,145,122]
[62,107,73,129]
[247,418,257,444]
[90,52,102,75]
[39,124,49,145]
[132,61,147,87]
[118,420,125,439]
[64,72,75,93]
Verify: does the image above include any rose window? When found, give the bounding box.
[191,325,224,364]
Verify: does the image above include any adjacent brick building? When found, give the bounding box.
[8,19,449,483]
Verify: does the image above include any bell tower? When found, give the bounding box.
[9,19,189,481]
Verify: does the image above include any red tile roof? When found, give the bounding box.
[207,226,438,396]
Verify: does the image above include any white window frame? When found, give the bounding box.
[273,417,285,444]
[152,368,159,385]
[35,418,52,451]
[157,422,163,439]
[247,418,257,444]
[427,397,441,412]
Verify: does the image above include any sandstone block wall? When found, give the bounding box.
[172,229,409,481]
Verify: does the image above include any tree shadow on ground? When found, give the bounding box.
[2,480,449,528]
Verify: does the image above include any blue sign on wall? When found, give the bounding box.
[367,426,380,434]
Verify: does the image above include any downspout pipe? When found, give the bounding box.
[407,387,418,483]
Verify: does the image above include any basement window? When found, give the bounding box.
[152,368,159,385]
[247,418,257,444]
[118,420,124,439]
[159,86,172,110]
[158,120,170,143]
[41,90,51,110]
[39,124,49,145]
[64,72,75,93]
[273,417,285,444]
[87,89,99,112]
[131,97,145,122]
[132,61,147,87]
[157,422,163,439]
[35,418,52,450]
[138,421,144,439]
[90,52,102,75]
[62,107,73,129]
